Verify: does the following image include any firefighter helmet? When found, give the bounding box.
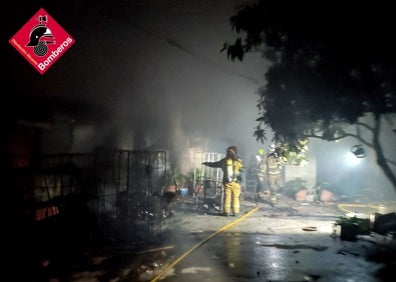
[226,146,237,156]
[258,149,266,156]
[27,26,53,46]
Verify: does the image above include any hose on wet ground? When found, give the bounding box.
[149,203,260,282]
[337,201,396,214]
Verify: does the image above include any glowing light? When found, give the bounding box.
[345,151,363,167]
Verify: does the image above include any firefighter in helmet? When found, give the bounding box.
[254,149,270,201]
[267,145,284,200]
[202,146,244,216]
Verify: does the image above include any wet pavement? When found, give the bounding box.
[20,194,396,281]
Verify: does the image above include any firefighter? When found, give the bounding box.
[267,151,284,198]
[202,146,244,217]
[254,149,270,201]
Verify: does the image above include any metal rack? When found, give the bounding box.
[193,152,224,213]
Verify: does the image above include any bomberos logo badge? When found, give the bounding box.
[9,8,75,74]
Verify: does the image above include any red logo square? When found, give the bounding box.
[9,8,75,74]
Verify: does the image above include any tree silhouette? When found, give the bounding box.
[224,0,396,190]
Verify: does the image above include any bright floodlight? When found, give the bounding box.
[351,144,366,158]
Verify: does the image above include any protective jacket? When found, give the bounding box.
[204,155,244,183]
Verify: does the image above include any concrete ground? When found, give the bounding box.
[154,194,396,281]
[19,193,396,282]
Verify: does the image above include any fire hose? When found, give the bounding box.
[150,203,260,282]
